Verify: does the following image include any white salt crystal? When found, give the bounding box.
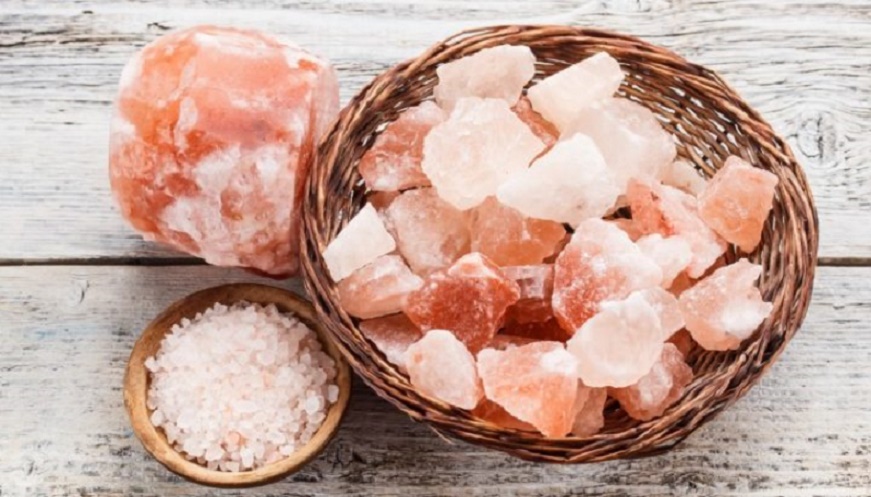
[323,203,396,281]
[636,234,693,288]
[434,45,536,112]
[660,159,707,195]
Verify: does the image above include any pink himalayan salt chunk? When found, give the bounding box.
[571,385,608,436]
[358,314,422,368]
[337,255,423,319]
[422,97,545,210]
[497,133,621,227]
[470,197,566,266]
[567,292,664,388]
[434,45,535,112]
[668,329,695,357]
[610,218,643,242]
[472,399,536,431]
[385,188,470,275]
[358,101,444,191]
[679,259,773,351]
[109,26,339,276]
[627,180,726,278]
[698,156,779,253]
[513,97,559,147]
[563,98,676,189]
[404,253,520,353]
[527,52,624,132]
[501,264,554,324]
[406,330,483,409]
[610,344,693,421]
[552,219,662,332]
[477,342,579,437]
[638,287,685,339]
[323,203,396,281]
[636,234,693,287]
[660,159,707,195]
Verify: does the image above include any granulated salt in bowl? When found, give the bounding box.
[124,284,351,487]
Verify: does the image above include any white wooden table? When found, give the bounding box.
[1,1,869,495]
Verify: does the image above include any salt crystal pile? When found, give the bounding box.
[145,302,338,472]
[110,26,339,276]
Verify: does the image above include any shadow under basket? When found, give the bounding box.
[301,25,819,463]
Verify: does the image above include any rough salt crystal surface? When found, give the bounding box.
[636,234,693,288]
[434,45,535,112]
[501,264,555,324]
[358,101,444,191]
[571,385,607,436]
[527,52,624,132]
[638,287,685,339]
[497,133,620,226]
[323,203,396,281]
[337,255,423,319]
[358,314,422,369]
[110,26,339,276]
[679,259,773,351]
[472,399,536,431]
[470,197,566,266]
[405,330,483,409]
[477,342,578,437]
[404,253,520,353]
[698,156,779,252]
[567,291,664,388]
[513,96,559,147]
[422,97,545,210]
[660,159,707,195]
[610,218,643,242]
[610,343,692,421]
[145,302,338,472]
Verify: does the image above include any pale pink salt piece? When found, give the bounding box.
[571,385,607,436]
[470,197,566,266]
[610,218,643,242]
[472,399,536,431]
[477,342,578,437]
[358,314,422,368]
[110,26,339,276]
[337,255,423,319]
[636,234,693,287]
[638,287,685,339]
[404,253,521,353]
[527,52,624,132]
[563,98,676,188]
[512,97,559,147]
[698,156,779,252]
[552,219,662,331]
[610,344,692,421]
[434,45,535,112]
[385,188,470,275]
[422,97,545,210]
[323,203,396,281]
[501,264,554,324]
[567,292,664,388]
[358,101,444,191]
[405,330,483,409]
[660,159,707,195]
[497,133,621,226]
[627,180,726,278]
[679,259,773,351]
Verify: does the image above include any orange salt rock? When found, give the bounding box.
[512,96,559,147]
[698,156,779,252]
[668,329,695,357]
[502,318,572,342]
[358,314,422,368]
[109,26,339,276]
[358,101,444,192]
[337,255,423,319]
[406,330,483,409]
[610,344,693,421]
[501,264,554,324]
[679,259,773,351]
[385,188,471,275]
[472,399,536,431]
[477,342,578,437]
[668,271,694,297]
[571,385,607,436]
[470,197,566,266]
[404,253,521,353]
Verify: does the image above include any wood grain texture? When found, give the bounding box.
[0,0,869,263]
[0,265,869,496]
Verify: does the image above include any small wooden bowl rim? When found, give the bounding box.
[123,283,352,488]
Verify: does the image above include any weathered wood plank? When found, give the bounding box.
[0,265,868,496]
[0,0,869,262]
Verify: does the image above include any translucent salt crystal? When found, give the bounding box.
[679,259,773,351]
[404,253,520,353]
[384,188,470,275]
[512,96,559,147]
[434,45,535,112]
[358,101,444,191]
[637,287,684,340]
[636,234,693,287]
[497,133,620,226]
[358,313,422,368]
[698,156,779,252]
[470,197,566,266]
[501,264,554,324]
[472,399,536,431]
[527,52,624,132]
[323,203,396,281]
[552,219,662,331]
[422,97,545,210]
[567,292,663,388]
[337,255,423,319]
[660,159,707,195]
[668,329,695,357]
[405,330,483,409]
[610,343,692,421]
[571,385,607,436]
[477,342,578,437]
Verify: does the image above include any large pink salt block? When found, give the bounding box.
[470,198,565,266]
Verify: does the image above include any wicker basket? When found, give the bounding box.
[301,25,819,462]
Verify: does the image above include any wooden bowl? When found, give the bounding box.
[123,283,352,487]
[301,25,819,462]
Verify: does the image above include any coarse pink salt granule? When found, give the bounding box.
[144,301,339,472]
